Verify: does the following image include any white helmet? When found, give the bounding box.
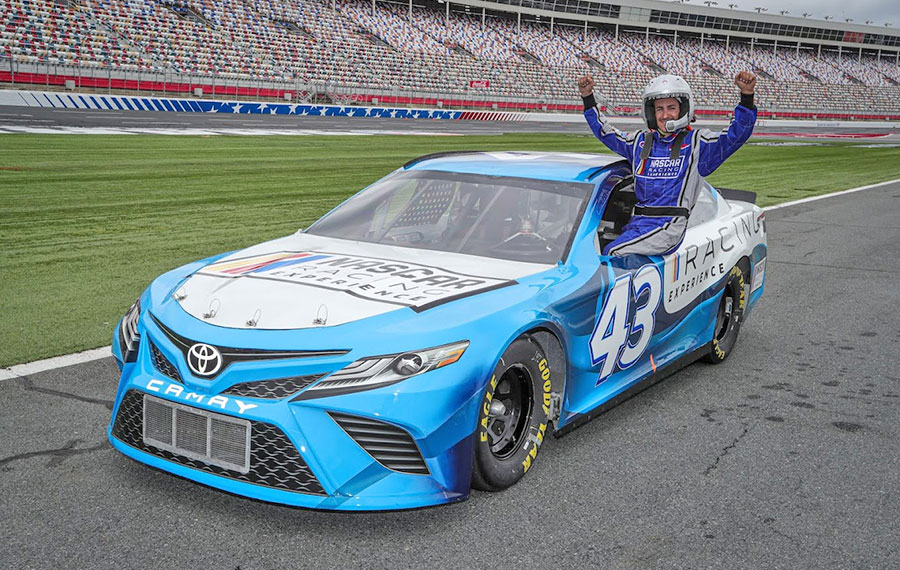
[642,74,695,132]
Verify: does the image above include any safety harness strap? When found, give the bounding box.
[669,130,688,159]
[634,205,691,218]
[639,129,689,161]
[640,131,653,160]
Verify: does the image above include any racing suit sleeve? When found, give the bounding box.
[696,93,757,177]
[583,93,638,161]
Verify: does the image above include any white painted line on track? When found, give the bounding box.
[2,176,897,379]
[0,346,111,381]
[762,177,900,212]
[0,126,467,136]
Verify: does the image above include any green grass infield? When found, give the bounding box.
[2,133,899,367]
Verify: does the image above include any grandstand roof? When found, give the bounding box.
[453,0,900,51]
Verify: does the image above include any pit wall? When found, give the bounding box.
[2,89,899,131]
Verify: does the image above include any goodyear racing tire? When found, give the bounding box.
[471,337,552,492]
[704,264,747,364]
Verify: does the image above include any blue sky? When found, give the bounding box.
[720,0,899,30]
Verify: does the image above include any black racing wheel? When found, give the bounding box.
[705,264,747,364]
[471,337,552,491]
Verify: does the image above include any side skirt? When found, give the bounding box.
[554,343,709,438]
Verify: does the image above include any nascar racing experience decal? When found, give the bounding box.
[662,210,765,314]
[199,251,513,308]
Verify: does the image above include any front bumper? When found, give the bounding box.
[108,379,481,510]
[108,318,485,511]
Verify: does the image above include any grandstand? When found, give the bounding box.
[2,0,900,117]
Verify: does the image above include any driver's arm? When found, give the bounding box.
[696,73,757,176]
[582,93,639,161]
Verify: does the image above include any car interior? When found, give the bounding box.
[597,175,637,253]
[596,176,728,253]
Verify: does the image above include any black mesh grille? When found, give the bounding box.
[112,390,326,495]
[222,374,324,399]
[329,412,429,475]
[149,340,182,383]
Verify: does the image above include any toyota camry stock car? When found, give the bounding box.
[109,151,767,510]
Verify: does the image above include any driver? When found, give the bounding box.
[577,72,757,256]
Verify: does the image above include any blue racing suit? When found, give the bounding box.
[583,93,757,256]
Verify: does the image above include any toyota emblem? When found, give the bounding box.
[187,343,223,377]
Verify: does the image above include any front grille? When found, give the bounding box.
[112,390,326,495]
[329,411,429,475]
[222,374,324,399]
[150,313,348,380]
[149,340,182,383]
[143,395,250,473]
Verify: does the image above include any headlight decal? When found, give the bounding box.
[292,341,469,401]
[436,346,466,368]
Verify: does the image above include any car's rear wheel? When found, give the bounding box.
[705,264,747,364]
[471,337,551,491]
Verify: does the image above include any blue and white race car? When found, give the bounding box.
[109,151,767,510]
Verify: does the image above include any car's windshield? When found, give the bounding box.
[306,170,593,264]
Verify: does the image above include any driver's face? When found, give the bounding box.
[654,98,680,133]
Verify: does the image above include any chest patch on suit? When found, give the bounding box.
[635,129,690,179]
[636,155,685,179]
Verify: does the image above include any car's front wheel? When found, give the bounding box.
[471,337,552,491]
[705,264,747,364]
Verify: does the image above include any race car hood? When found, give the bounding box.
[174,232,554,330]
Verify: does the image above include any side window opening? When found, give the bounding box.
[687,182,718,228]
[598,175,637,254]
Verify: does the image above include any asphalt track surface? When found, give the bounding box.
[2,169,899,568]
[3,104,900,138]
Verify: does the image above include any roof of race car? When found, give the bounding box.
[403,151,623,183]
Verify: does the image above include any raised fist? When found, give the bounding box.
[734,71,757,95]
[577,75,595,97]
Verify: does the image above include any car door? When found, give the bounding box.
[587,243,667,408]
[587,182,733,400]
[562,173,697,424]
[552,169,668,424]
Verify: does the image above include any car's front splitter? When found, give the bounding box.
[108,432,471,511]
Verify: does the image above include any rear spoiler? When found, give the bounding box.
[716,187,757,204]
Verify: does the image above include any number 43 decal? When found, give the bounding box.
[589,264,662,384]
